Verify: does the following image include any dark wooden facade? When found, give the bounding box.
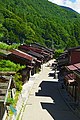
[73,70,80,104]
[58,46,80,105]
[0,44,53,82]
[19,44,54,62]
[58,47,80,67]
[57,52,69,67]
[64,63,80,103]
[0,76,16,120]
[68,47,80,64]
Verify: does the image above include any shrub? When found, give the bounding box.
[0,60,26,72]
[54,49,64,58]
[14,73,22,91]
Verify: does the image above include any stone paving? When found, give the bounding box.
[21,59,80,120]
[12,73,39,120]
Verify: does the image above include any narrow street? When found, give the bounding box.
[22,60,80,120]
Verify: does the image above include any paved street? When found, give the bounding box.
[22,60,80,120]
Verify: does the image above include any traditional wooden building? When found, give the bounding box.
[0,48,42,82]
[58,46,80,67]
[0,49,11,60]
[31,42,54,59]
[64,63,80,104]
[58,46,80,105]
[67,46,80,64]
[64,64,77,101]
[27,50,44,63]
[57,51,69,67]
[0,75,16,120]
[8,49,34,65]
[19,44,52,63]
[7,49,42,82]
[73,63,80,105]
[7,49,35,82]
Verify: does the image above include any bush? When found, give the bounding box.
[0,42,20,50]
[54,49,64,58]
[14,73,22,91]
[0,60,26,72]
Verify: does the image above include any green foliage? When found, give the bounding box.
[0,0,80,49]
[54,49,64,58]
[7,91,20,115]
[0,60,26,72]
[14,73,22,91]
[0,42,20,50]
[7,97,15,105]
[0,42,9,49]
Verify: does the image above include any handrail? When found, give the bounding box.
[4,75,12,105]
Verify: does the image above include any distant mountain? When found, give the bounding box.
[0,0,80,49]
[61,6,77,13]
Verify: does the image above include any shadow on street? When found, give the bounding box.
[35,80,79,120]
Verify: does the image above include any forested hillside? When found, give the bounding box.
[0,0,80,49]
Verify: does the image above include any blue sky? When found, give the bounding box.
[70,0,76,2]
[48,0,80,13]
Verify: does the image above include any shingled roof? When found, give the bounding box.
[27,50,44,59]
[11,49,33,61]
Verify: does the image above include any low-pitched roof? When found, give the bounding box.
[11,49,33,61]
[66,62,80,71]
[19,44,50,57]
[0,49,11,59]
[67,46,80,52]
[0,49,11,55]
[74,63,80,69]
[66,65,77,71]
[27,50,44,59]
[31,42,54,53]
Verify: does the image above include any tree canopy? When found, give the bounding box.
[0,0,80,49]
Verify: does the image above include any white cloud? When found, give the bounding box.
[48,0,80,13]
[48,0,65,5]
